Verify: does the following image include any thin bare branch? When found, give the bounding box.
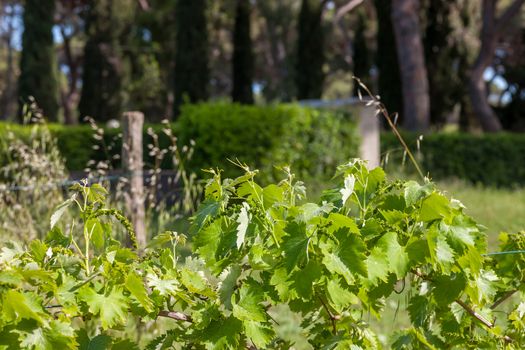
[491,290,517,310]
[454,299,512,342]
[334,0,364,22]
[495,0,525,36]
[158,310,193,323]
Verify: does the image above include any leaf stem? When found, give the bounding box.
[318,295,338,335]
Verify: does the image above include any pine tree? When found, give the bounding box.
[352,10,372,97]
[373,0,403,119]
[295,0,325,100]
[173,0,209,116]
[78,0,135,122]
[423,0,460,126]
[232,0,254,104]
[18,0,59,121]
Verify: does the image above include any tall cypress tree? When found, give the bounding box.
[295,0,325,100]
[18,0,59,121]
[423,0,460,126]
[174,0,209,116]
[374,0,403,118]
[232,0,254,104]
[352,10,372,96]
[78,0,135,122]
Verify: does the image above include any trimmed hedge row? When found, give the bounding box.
[177,103,359,180]
[3,105,524,187]
[0,103,360,181]
[381,132,525,187]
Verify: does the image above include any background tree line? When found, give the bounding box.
[0,0,523,132]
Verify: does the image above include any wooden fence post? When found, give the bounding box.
[122,111,146,248]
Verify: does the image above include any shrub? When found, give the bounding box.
[1,103,359,181]
[381,132,525,187]
[177,102,359,181]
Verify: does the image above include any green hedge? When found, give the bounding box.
[381,132,525,187]
[0,103,360,181]
[177,103,359,180]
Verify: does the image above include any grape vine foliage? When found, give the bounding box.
[0,160,524,349]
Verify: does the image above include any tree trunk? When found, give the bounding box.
[295,0,326,100]
[18,0,60,122]
[467,0,524,132]
[0,4,16,120]
[232,0,254,104]
[391,0,430,132]
[173,0,209,117]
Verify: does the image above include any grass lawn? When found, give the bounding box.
[437,180,525,248]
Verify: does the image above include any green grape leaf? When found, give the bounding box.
[377,232,409,279]
[45,226,70,247]
[365,245,389,286]
[199,317,242,350]
[379,209,407,225]
[111,339,140,350]
[236,202,250,249]
[420,193,451,222]
[50,197,74,229]
[146,272,179,296]
[262,184,284,209]
[291,260,322,299]
[326,213,360,235]
[1,290,44,324]
[77,329,112,350]
[19,320,77,350]
[194,219,221,264]
[86,219,104,250]
[270,268,296,301]
[78,287,128,329]
[29,240,48,264]
[404,181,433,207]
[340,174,356,206]
[219,265,241,310]
[190,199,220,235]
[407,239,430,265]
[180,268,213,296]
[435,237,455,271]
[432,273,466,306]
[408,295,432,327]
[232,281,266,323]
[337,230,368,276]
[326,278,358,313]
[281,222,309,271]
[244,320,274,348]
[467,269,498,304]
[125,272,154,313]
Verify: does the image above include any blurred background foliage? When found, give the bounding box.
[0,0,522,131]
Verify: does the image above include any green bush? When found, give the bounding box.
[381,132,525,186]
[177,103,359,181]
[0,104,360,182]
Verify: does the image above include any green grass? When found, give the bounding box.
[437,180,525,248]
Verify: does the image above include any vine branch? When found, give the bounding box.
[454,299,512,343]
[491,290,517,310]
[318,295,339,335]
[158,310,193,323]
